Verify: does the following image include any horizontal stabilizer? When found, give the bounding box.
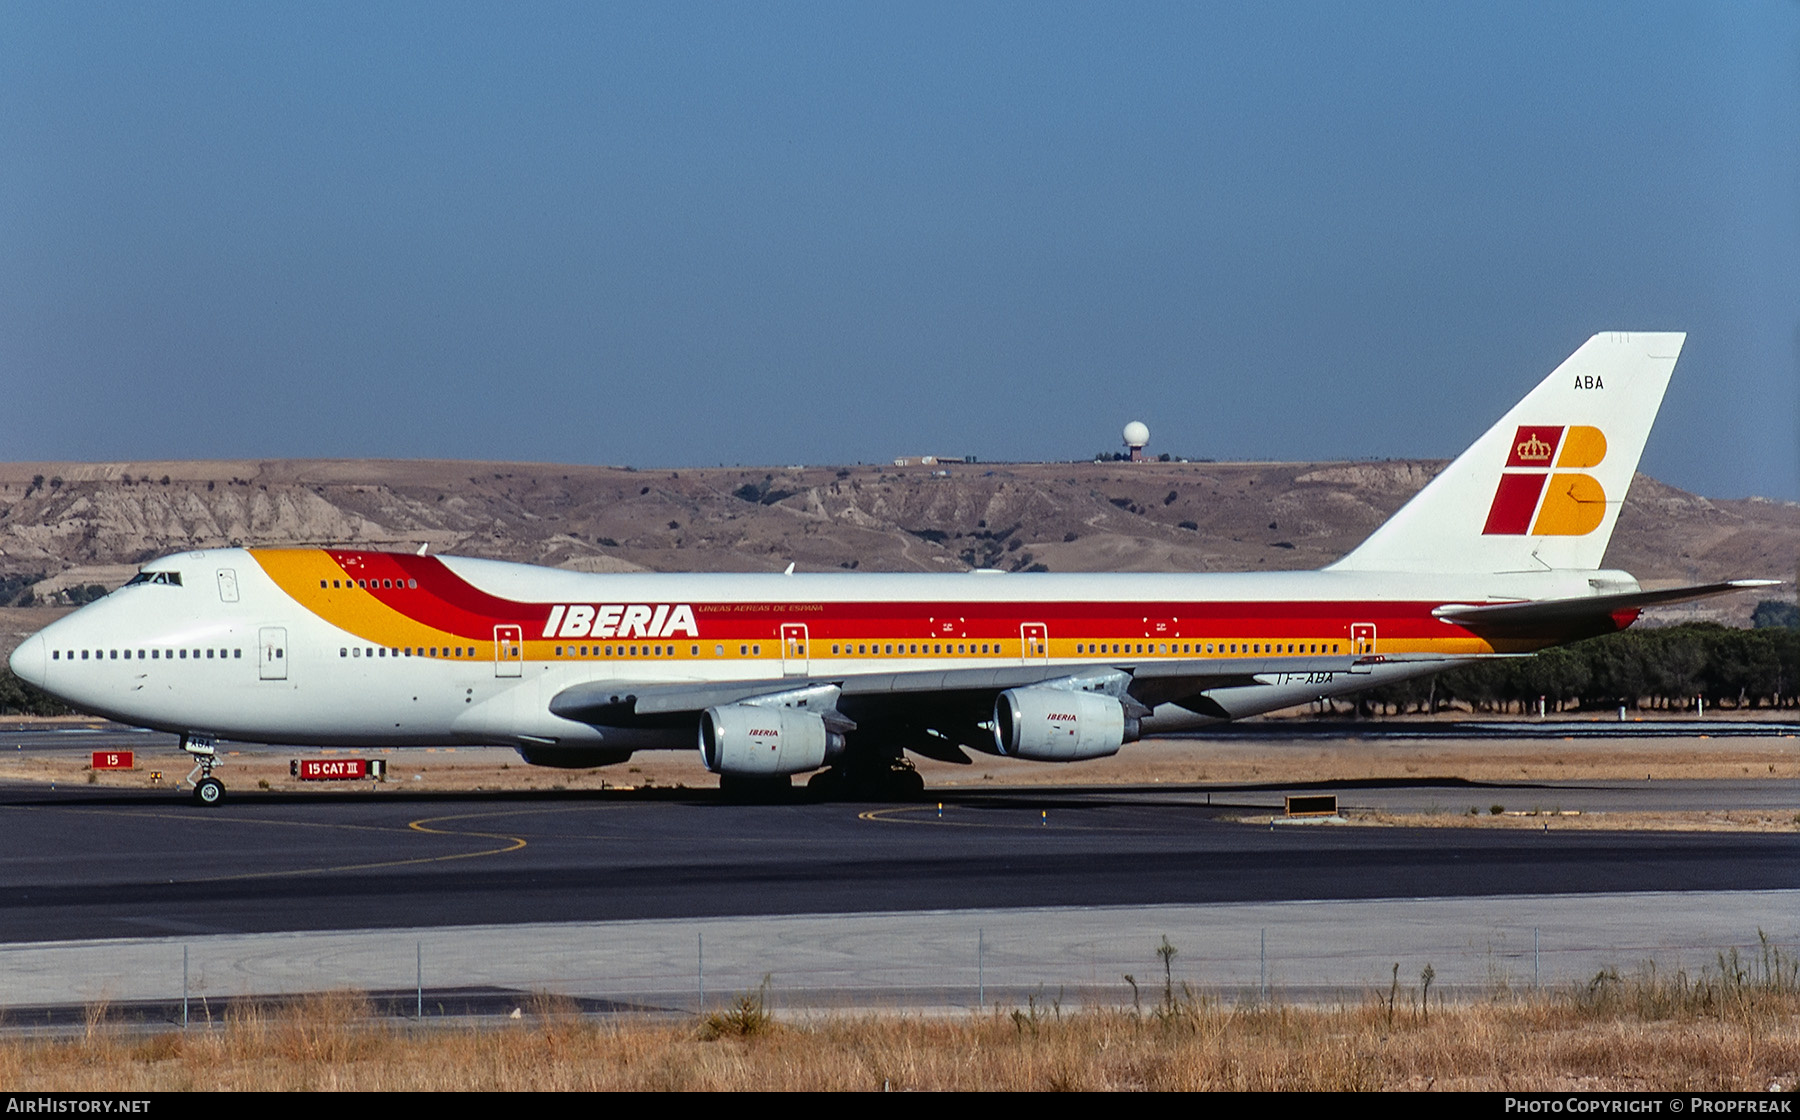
[1433,580,1779,630]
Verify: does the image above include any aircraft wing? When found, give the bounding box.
[1432,579,1778,634]
[547,654,1384,727]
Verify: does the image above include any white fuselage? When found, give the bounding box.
[9,547,1622,760]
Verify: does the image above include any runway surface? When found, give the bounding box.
[3,779,1798,945]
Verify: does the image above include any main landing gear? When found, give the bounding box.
[806,757,926,802]
[718,773,794,804]
[182,733,226,806]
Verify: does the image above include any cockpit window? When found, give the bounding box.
[125,570,183,587]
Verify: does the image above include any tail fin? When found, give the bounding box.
[1328,331,1685,574]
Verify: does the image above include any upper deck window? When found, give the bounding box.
[125,570,182,587]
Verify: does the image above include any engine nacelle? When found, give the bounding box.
[993,687,1133,762]
[699,704,843,777]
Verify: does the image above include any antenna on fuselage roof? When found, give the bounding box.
[416,543,429,556]
[783,562,795,576]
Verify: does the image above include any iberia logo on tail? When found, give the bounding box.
[1481,425,1608,535]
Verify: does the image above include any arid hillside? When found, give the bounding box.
[0,457,1792,650]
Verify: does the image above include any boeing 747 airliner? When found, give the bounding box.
[8,332,1772,802]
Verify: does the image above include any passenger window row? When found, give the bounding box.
[519,639,1350,660]
[773,639,1349,657]
[53,648,239,661]
[553,645,685,658]
[830,642,995,655]
[340,646,473,658]
[320,578,418,590]
[1074,641,1342,655]
[310,638,1344,663]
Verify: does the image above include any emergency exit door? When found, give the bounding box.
[781,624,809,676]
[494,625,523,677]
[1021,623,1049,664]
[258,627,287,680]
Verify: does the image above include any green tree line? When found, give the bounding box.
[1359,621,1800,715]
[0,668,70,716]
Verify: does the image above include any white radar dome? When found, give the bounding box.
[1122,421,1150,447]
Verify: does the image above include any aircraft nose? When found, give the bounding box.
[9,634,47,688]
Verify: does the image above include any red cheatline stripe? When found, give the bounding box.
[300,551,1473,642]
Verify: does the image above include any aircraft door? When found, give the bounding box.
[1351,623,1376,656]
[258,627,287,680]
[494,625,523,677]
[780,624,809,676]
[1021,622,1049,664]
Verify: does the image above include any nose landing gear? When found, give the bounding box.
[182,733,225,806]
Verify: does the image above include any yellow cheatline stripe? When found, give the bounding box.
[261,548,1504,661]
[253,548,469,656]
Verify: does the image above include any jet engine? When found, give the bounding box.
[699,703,846,777]
[993,687,1137,762]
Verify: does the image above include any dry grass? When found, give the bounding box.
[1232,808,1800,833]
[5,959,1800,1091]
[1392,809,1800,832]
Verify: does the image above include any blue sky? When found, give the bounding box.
[3,2,1795,499]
